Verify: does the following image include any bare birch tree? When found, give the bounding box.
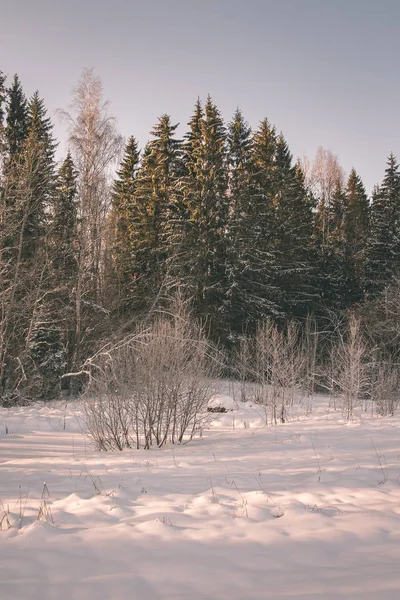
[301,147,345,244]
[59,68,122,303]
[59,69,122,371]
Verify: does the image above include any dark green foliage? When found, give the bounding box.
[47,152,80,390]
[28,314,67,399]
[0,129,55,400]
[3,128,50,260]
[273,143,317,317]
[225,112,281,336]
[242,119,280,318]
[5,74,28,156]
[343,169,369,303]
[224,109,254,334]
[172,97,229,337]
[314,169,369,311]
[53,152,78,276]
[112,117,182,314]
[344,169,369,252]
[0,69,6,128]
[27,91,57,173]
[132,115,182,312]
[112,135,140,303]
[2,76,400,401]
[316,182,348,308]
[366,154,400,295]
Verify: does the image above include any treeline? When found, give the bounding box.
[0,68,399,403]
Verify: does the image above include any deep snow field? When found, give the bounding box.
[1,386,400,600]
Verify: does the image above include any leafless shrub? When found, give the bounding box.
[329,314,369,419]
[83,303,219,450]
[301,316,319,397]
[360,278,400,362]
[234,335,252,403]
[236,319,305,425]
[369,361,398,416]
[0,499,11,531]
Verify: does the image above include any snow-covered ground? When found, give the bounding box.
[1,389,400,599]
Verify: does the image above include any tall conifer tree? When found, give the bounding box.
[27,91,57,169]
[175,97,229,335]
[53,152,78,276]
[116,117,181,314]
[366,154,400,295]
[273,137,316,316]
[224,109,253,334]
[342,169,369,303]
[111,135,140,306]
[242,118,280,319]
[0,70,6,129]
[5,74,28,156]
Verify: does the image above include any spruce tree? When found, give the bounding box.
[182,98,203,178]
[273,137,316,317]
[115,116,181,314]
[316,181,348,309]
[366,154,400,295]
[27,91,57,171]
[24,151,77,400]
[53,152,78,276]
[44,152,79,391]
[342,169,369,303]
[5,74,28,156]
[242,118,280,319]
[19,92,56,260]
[0,128,55,399]
[0,70,6,129]
[111,135,140,306]
[175,97,229,336]
[0,70,6,194]
[13,98,58,397]
[28,313,66,399]
[224,108,253,335]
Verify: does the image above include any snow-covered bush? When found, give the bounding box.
[235,320,305,425]
[329,314,369,418]
[83,308,218,450]
[368,361,399,416]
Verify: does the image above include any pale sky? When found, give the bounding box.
[1,0,399,193]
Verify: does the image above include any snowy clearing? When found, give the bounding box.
[1,392,400,599]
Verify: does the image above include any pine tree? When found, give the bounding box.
[19,101,55,261]
[342,169,369,303]
[0,70,7,194]
[114,116,182,314]
[27,91,57,171]
[165,102,204,302]
[224,108,253,334]
[273,137,316,317]
[241,118,280,319]
[5,74,28,156]
[111,135,140,305]
[182,98,203,178]
[43,152,79,392]
[0,70,6,129]
[328,180,346,243]
[344,169,369,248]
[314,181,348,309]
[366,154,400,295]
[28,313,66,399]
[53,152,78,276]
[3,126,50,260]
[0,128,55,399]
[174,97,229,336]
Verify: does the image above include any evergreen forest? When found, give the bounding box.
[1,67,400,404]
